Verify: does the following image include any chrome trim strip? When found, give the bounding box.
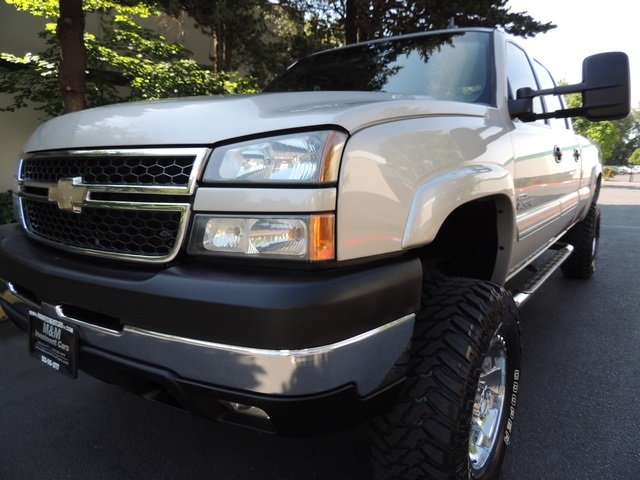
[194,187,337,213]
[125,314,413,358]
[19,148,211,196]
[1,280,415,396]
[80,313,414,396]
[0,279,38,309]
[54,305,122,336]
[19,181,195,198]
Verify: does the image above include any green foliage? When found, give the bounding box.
[565,89,640,166]
[143,0,552,84]
[0,192,16,225]
[629,149,640,165]
[279,0,555,45]
[144,1,341,84]
[609,107,640,165]
[565,90,621,164]
[0,0,258,117]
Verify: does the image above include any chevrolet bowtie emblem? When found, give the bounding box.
[48,177,89,213]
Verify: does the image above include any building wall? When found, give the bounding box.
[0,2,214,192]
[0,2,49,191]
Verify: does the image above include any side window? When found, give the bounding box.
[532,60,570,130]
[506,42,544,121]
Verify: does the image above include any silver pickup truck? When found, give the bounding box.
[0,27,630,479]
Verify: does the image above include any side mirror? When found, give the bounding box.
[509,51,631,122]
[581,52,630,121]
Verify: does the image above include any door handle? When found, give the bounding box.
[573,148,581,162]
[554,146,563,162]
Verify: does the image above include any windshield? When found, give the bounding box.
[266,31,493,105]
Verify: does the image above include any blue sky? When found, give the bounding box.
[506,0,638,106]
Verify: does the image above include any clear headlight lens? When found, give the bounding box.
[188,214,335,261]
[203,130,346,184]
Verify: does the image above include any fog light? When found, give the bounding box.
[188,214,335,261]
[221,401,270,420]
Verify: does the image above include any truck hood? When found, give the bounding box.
[24,91,488,152]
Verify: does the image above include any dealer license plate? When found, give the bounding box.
[29,311,78,378]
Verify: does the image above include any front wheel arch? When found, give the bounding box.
[415,196,514,283]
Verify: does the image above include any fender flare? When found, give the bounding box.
[402,164,516,281]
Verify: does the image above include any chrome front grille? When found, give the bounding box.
[17,148,210,263]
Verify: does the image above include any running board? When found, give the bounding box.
[513,244,574,308]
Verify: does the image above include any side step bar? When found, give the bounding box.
[513,244,574,308]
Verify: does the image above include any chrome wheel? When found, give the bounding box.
[469,333,507,472]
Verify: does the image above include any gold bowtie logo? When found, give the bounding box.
[48,177,89,213]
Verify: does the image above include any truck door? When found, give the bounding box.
[507,42,582,267]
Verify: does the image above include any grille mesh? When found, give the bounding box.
[21,155,194,186]
[23,199,182,257]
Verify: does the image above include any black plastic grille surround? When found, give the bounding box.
[23,199,181,257]
[21,155,194,186]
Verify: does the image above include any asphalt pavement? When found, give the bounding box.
[501,178,640,479]
[1,180,639,479]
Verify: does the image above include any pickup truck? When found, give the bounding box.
[0,27,630,479]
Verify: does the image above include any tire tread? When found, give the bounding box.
[370,277,519,480]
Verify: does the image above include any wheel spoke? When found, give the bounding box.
[469,334,507,473]
[480,365,503,393]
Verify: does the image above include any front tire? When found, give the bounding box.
[370,277,521,479]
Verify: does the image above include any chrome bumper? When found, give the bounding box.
[1,278,414,397]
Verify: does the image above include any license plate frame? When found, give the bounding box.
[29,311,78,379]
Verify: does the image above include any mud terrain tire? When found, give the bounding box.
[370,277,521,479]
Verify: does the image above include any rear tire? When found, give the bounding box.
[561,202,600,279]
[370,277,521,480]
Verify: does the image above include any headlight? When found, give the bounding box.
[202,130,346,184]
[188,214,335,261]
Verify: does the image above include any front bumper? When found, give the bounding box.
[0,223,422,433]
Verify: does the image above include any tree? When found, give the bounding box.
[629,148,640,166]
[565,89,622,164]
[138,0,270,72]
[609,107,640,165]
[2,0,558,115]
[136,0,340,81]
[142,0,554,82]
[281,0,555,45]
[565,88,640,166]
[57,0,86,112]
[0,0,257,117]
[561,90,640,165]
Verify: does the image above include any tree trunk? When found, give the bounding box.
[345,0,358,44]
[57,0,86,114]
